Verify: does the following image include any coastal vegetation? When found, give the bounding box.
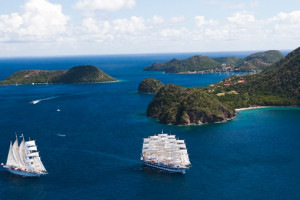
[147,47,300,125]
[147,85,235,125]
[138,78,164,94]
[144,50,284,73]
[0,65,116,85]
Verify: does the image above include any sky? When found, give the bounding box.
[0,0,300,57]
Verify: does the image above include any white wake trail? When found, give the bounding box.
[30,96,57,104]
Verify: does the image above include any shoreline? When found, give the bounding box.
[235,106,299,111]
[164,106,299,126]
[235,106,273,111]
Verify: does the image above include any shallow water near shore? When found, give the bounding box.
[0,53,299,200]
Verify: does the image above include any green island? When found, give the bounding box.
[0,65,116,85]
[146,47,300,125]
[138,78,164,94]
[144,50,284,73]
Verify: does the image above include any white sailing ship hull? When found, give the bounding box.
[143,161,186,174]
[6,168,42,177]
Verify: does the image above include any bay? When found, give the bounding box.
[0,52,299,200]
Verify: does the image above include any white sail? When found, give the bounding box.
[158,134,168,137]
[24,141,37,170]
[25,140,36,147]
[6,141,19,166]
[176,140,185,144]
[143,138,150,143]
[25,140,47,173]
[27,146,38,151]
[177,143,186,149]
[4,135,47,176]
[27,152,39,157]
[18,137,27,168]
[167,138,176,143]
[26,159,34,164]
[182,153,191,165]
[141,133,191,170]
[12,137,22,167]
[32,157,47,172]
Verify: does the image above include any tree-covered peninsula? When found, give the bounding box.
[138,78,164,94]
[144,50,284,73]
[0,65,116,85]
[147,47,300,125]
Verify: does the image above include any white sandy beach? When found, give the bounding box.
[235,106,273,111]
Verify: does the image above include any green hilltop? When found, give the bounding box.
[144,50,284,73]
[0,65,116,85]
[147,85,235,125]
[147,47,299,125]
[138,78,164,94]
[236,50,285,72]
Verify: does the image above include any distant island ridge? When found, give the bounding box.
[146,47,300,125]
[144,50,285,73]
[0,65,116,85]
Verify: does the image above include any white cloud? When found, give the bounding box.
[74,0,136,11]
[152,15,164,24]
[267,10,300,38]
[201,1,259,10]
[194,16,218,27]
[113,16,146,34]
[227,11,255,25]
[79,18,113,42]
[160,28,190,39]
[170,16,185,23]
[82,18,111,35]
[268,10,300,23]
[1,2,300,56]
[0,0,69,42]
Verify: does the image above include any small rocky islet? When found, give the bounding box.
[138,78,164,94]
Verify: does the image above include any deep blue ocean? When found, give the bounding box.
[0,51,299,200]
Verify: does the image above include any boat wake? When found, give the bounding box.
[30,96,57,104]
[86,149,139,164]
[60,148,139,164]
[57,134,66,137]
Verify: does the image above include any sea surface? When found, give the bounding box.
[0,52,299,200]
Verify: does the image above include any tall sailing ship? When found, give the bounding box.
[2,135,47,177]
[141,132,191,174]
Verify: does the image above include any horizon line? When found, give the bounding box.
[0,49,292,59]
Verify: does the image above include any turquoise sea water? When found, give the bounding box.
[0,52,299,200]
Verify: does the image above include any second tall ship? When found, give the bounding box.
[141,132,191,174]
